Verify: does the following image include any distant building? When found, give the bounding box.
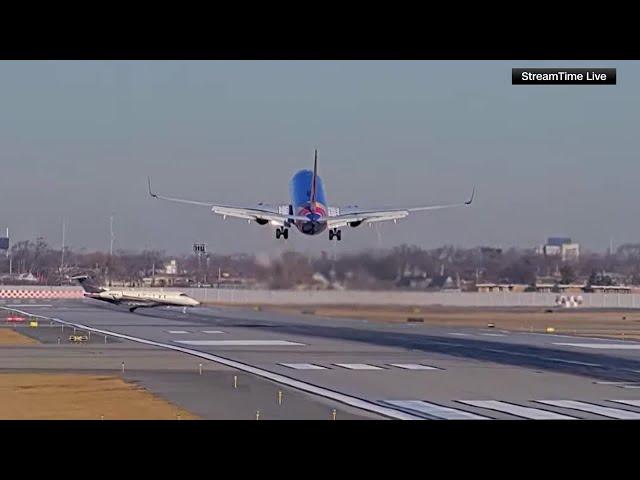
[475,283,528,293]
[536,237,580,261]
[479,247,502,258]
[587,285,632,294]
[428,275,457,290]
[164,260,178,275]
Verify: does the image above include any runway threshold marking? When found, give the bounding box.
[535,400,640,419]
[334,363,384,370]
[554,343,640,350]
[1,306,421,421]
[389,364,439,370]
[380,400,490,420]
[176,340,306,346]
[457,400,576,420]
[279,363,327,370]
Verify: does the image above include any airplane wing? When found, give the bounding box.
[326,188,475,229]
[120,299,166,312]
[147,178,310,226]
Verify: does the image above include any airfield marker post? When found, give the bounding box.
[278,390,283,405]
[199,363,202,375]
[233,375,237,389]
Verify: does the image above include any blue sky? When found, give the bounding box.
[0,60,636,256]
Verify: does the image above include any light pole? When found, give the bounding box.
[60,220,66,284]
[193,243,207,285]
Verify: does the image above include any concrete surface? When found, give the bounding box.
[4,300,640,419]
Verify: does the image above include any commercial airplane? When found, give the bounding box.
[148,150,474,241]
[71,275,200,312]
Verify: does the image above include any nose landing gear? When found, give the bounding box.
[329,228,342,241]
[276,227,289,240]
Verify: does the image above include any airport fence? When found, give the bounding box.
[164,288,640,309]
[2,285,640,308]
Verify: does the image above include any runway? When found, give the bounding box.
[7,300,640,420]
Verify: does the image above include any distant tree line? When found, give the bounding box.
[4,237,640,289]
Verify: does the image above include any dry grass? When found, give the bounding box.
[259,304,640,341]
[0,328,38,346]
[0,373,199,420]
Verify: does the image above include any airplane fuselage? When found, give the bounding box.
[289,169,328,236]
[85,290,200,307]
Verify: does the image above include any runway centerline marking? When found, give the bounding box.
[481,348,602,367]
[554,343,640,350]
[7,304,53,308]
[167,330,189,334]
[594,381,631,385]
[389,364,439,370]
[609,399,640,408]
[279,363,327,370]
[535,400,640,419]
[540,358,602,367]
[1,306,421,421]
[458,400,576,420]
[176,340,306,346]
[201,330,224,334]
[334,363,384,370]
[480,333,506,337]
[380,400,490,420]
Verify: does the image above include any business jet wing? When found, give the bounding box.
[326,187,475,229]
[147,178,310,225]
[122,300,165,312]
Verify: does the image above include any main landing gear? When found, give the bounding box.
[276,227,289,240]
[329,228,342,241]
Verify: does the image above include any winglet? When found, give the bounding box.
[147,177,158,199]
[465,186,476,205]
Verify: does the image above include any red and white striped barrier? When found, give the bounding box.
[0,289,83,299]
